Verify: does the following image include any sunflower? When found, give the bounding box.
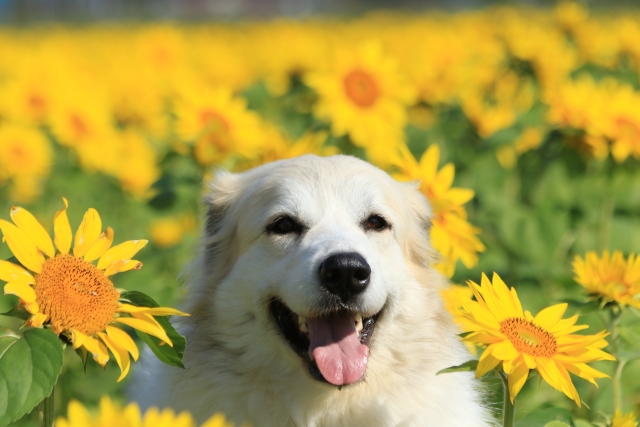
[392,143,485,277]
[573,251,640,309]
[611,411,639,427]
[462,273,614,405]
[0,199,188,381]
[440,285,477,354]
[175,86,263,166]
[0,124,52,202]
[305,41,415,150]
[56,396,236,427]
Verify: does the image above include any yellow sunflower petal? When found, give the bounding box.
[54,198,72,255]
[507,361,530,403]
[97,240,148,270]
[27,312,48,328]
[104,260,143,277]
[117,303,189,317]
[10,206,55,258]
[24,301,40,315]
[98,332,131,382]
[0,260,35,284]
[522,353,537,369]
[0,219,45,274]
[83,227,115,263]
[114,315,172,346]
[106,325,139,361]
[201,413,236,427]
[491,339,519,361]
[70,330,88,350]
[73,208,102,258]
[82,335,110,366]
[65,400,93,426]
[563,362,609,385]
[534,303,568,330]
[4,281,36,303]
[476,345,502,377]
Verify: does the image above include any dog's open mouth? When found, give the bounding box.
[269,298,380,387]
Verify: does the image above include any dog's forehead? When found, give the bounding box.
[247,155,402,220]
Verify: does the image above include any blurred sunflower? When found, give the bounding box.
[238,127,338,170]
[0,124,52,202]
[175,87,262,166]
[573,251,640,309]
[611,410,639,427]
[462,273,614,405]
[0,199,189,381]
[149,215,196,249]
[114,131,161,198]
[305,42,415,149]
[440,285,477,354]
[57,396,236,427]
[392,143,484,277]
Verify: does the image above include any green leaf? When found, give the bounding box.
[565,299,602,314]
[74,346,89,375]
[0,306,30,321]
[436,359,478,375]
[119,291,186,369]
[516,408,575,427]
[0,328,64,427]
[0,329,19,359]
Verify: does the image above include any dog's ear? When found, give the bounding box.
[399,182,437,270]
[202,169,243,280]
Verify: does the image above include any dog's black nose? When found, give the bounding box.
[319,252,371,303]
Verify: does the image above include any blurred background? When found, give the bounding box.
[1,0,639,425]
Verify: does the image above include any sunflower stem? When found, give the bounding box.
[499,370,516,427]
[38,387,55,427]
[608,307,623,413]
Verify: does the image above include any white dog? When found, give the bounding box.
[133,155,492,427]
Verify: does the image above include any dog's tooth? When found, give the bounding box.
[298,316,308,333]
[355,313,363,333]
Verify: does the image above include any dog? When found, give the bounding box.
[133,155,492,427]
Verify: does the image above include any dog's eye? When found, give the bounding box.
[267,216,302,235]
[363,215,390,232]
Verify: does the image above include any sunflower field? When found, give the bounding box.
[1,2,640,426]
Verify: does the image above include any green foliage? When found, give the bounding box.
[436,360,479,375]
[516,408,575,427]
[0,329,64,427]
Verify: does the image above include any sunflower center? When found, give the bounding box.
[34,254,120,335]
[499,317,558,358]
[343,70,379,108]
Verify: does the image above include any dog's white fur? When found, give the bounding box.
[133,155,493,427]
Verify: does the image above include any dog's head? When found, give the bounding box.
[190,154,439,388]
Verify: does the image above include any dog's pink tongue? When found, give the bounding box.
[307,312,369,386]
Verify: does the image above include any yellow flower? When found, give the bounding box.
[237,127,339,171]
[462,273,614,405]
[0,124,52,202]
[392,143,485,277]
[611,410,639,427]
[114,131,161,198]
[440,285,477,355]
[175,86,263,166]
[149,216,196,249]
[0,199,189,382]
[56,396,236,427]
[496,127,545,169]
[573,251,640,309]
[306,41,415,150]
